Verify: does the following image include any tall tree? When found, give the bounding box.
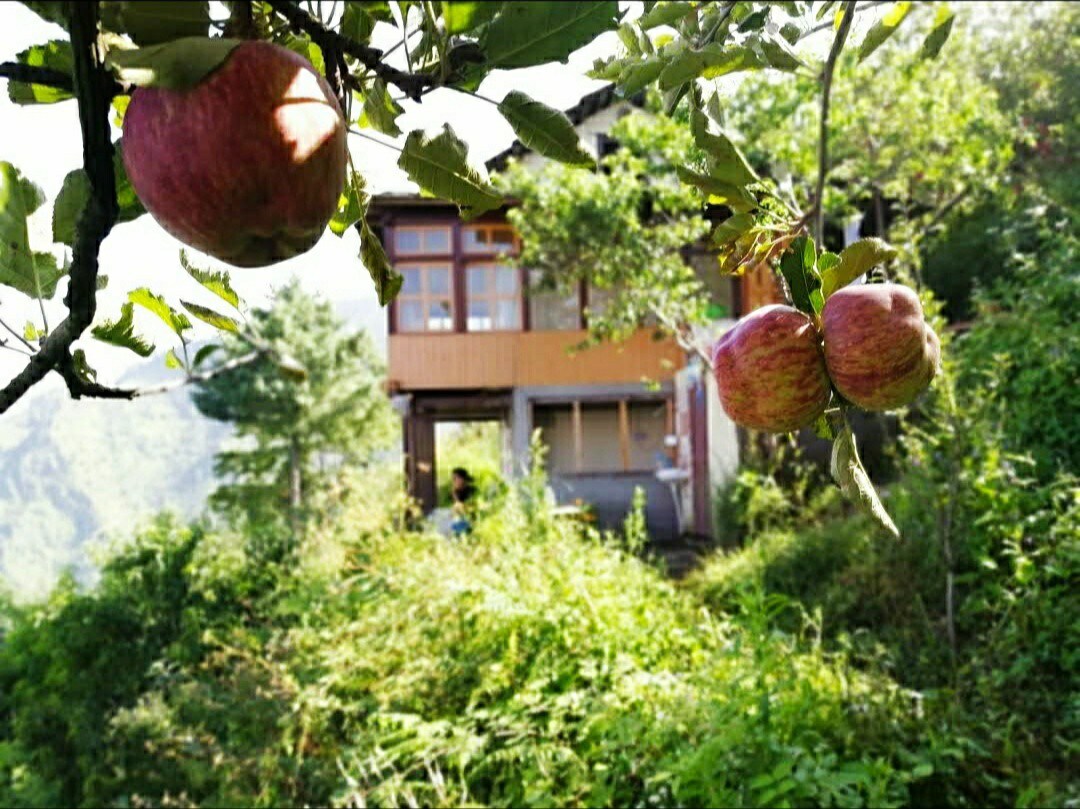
[192,281,394,536]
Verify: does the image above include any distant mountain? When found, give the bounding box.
[0,300,388,601]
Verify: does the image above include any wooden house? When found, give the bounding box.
[368,86,782,541]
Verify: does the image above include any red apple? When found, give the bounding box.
[123,41,347,268]
[712,304,831,433]
[822,283,940,411]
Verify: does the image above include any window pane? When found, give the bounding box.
[427,265,451,295]
[495,265,518,294]
[496,299,520,330]
[396,226,451,255]
[399,301,424,331]
[401,267,421,295]
[428,301,453,331]
[395,229,421,253]
[467,266,490,294]
[464,226,515,254]
[424,228,450,253]
[468,300,492,331]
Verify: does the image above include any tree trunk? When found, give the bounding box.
[289,436,303,541]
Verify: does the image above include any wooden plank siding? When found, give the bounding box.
[388,330,685,391]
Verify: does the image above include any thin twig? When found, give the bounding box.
[798,0,890,41]
[814,1,856,246]
[58,350,264,400]
[698,1,737,48]
[0,340,33,357]
[265,0,434,100]
[0,315,35,353]
[348,126,404,153]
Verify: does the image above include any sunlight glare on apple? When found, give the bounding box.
[276,69,341,164]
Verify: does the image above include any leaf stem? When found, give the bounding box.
[348,126,404,154]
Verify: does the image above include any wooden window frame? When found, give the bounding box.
[395,260,455,333]
[464,260,523,333]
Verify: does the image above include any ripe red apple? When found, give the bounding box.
[712,304,831,433]
[123,41,347,268]
[822,283,940,411]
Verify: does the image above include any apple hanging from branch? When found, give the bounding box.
[121,40,347,268]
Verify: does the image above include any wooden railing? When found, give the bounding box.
[388,329,685,391]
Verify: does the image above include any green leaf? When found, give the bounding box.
[617,56,666,95]
[106,36,241,91]
[443,1,503,34]
[858,1,913,62]
[164,347,184,369]
[0,162,67,299]
[482,2,619,68]
[7,41,74,105]
[831,425,900,538]
[193,343,222,368]
[816,1,838,21]
[497,91,595,168]
[778,236,820,315]
[920,4,954,60]
[342,1,391,43]
[359,77,404,137]
[128,287,192,335]
[100,1,209,45]
[760,31,806,71]
[52,142,146,246]
[820,237,897,298]
[180,300,240,333]
[658,43,764,90]
[20,1,68,29]
[398,125,502,219]
[91,302,156,357]
[638,1,693,30]
[360,218,403,306]
[712,212,754,246]
[689,103,758,186]
[23,321,44,342]
[675,166,756,212]
[179,250,240,310]
[330,172,366,237]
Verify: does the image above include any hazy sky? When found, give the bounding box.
[0,2,619,387]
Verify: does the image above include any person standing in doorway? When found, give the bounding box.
[450,467,477,536]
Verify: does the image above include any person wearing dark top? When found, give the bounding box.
[450,467,476,536]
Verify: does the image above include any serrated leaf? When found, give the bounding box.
[779,236,820,315]
[398,125,502,219]
[92,302,155,357]
[497,91,595,168]
[100,1,209,45]
[675,166,756,212]
[330,172,366,237]
[617,56,666,95]
[359,77,403,137]
[178,250,240,310]
[712,212,754,246]
[193,343,222,368]
[482,2,619,68]
[820,237,897,298]
[360,218,403,305]
[858,1,912,62]
[180,300,240,332]
[658,43,764,90]
[831,425,900,538]
[7,40,74,105]
[106,36,241,91]
[129,287,192,335]
[443,1,503,34]
[920,4,954,60]
[20,2,68,29]
[164,347,184,369]
[638,1,693,30]
[689,102,758,186]
[52,142,145,246]
[0,162,66,299]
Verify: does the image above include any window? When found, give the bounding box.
[463,224,516,255]
[528,270,580,331]
[466,262,520,331]
[397,262,453,331]
[394,225,451,256]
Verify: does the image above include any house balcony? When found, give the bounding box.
[388,329,686,392]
